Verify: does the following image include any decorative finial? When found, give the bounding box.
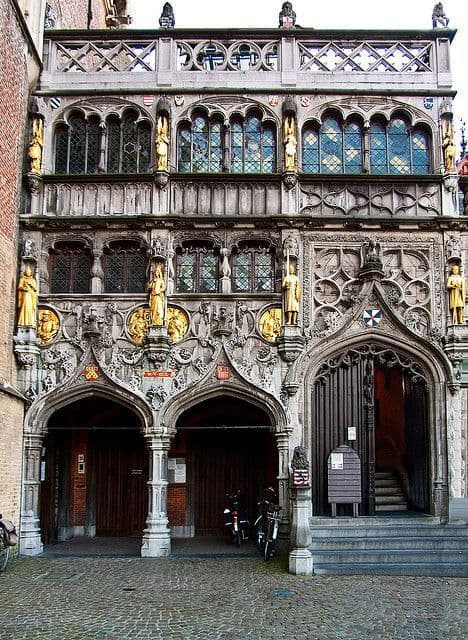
[432,3,449,28]
[159,2,175,28]
[279,2,296,28]
[460,119,467,158]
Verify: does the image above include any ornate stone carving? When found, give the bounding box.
[37,309,60,345]
[432,2,449,28]
[17,265,38,328]
[167,307,189,343]
[28,117,43,174]
[159,2,175,28]
[259,307,282,342]
[447,264,465,325]
[279,1,296,28]
[128,306,150,344]
[291,446,309,470]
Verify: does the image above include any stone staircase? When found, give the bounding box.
[375,470,408,512]
[310,515,468,576]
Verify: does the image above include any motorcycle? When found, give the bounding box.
[223,490,249,546]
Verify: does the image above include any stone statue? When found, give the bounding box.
[447,264,466,325]
[282,264,301,325]
[128,307,150,343]
[17,264,38,328]
[28,117,43,174]
[159,2,175,28]
[260,308,282,342]
[291,446,309,470]
[156,115,169,171]
[442,119,456,173]
[362,239,383,268]
[432,2,449,28]
[37,309,60,344]
[167,307,188,343]
[279,1,296,28]
[148,263,166,326]
[283,115,297,172]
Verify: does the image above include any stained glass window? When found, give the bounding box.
[412,127,430,174]
[232,246,275,292]
[370,118,430,174]
[103,242,146,293]
[175,244,218,293]
[303,117,363,174]
[231,116,276,173]
[388,118,411,174]
[321,117,343,174]
[49,243,92,293]
[302,126,319,173]
[370,122,388,174]
[177,115,222,173]
[344,122,362,173]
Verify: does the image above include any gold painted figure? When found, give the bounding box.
[28,117,44,174]
[128,307,150,343]
[282,264,301,325]
[447,264,466,325]
[442,119,456,173]
[156,115,169,171]
[37,309,60,344]
[167,307,188,343]
[260,308,282,341]
[17,264,38,327]
[283,115,297,172]
[148,264,166,326]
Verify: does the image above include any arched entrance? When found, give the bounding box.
[169,395,277,537]
[311,344,430,516]
[40,396,148,543]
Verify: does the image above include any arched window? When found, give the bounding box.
[370,116,431,174]
[103,241,146,293]
[106,111,151,173]
[177,114,223,172]
[175,243,218,293]
[49,242,92,293]
[232,243,275,292]
[231,115,276,173]
[54,112,100,174]
[302,115,363,174]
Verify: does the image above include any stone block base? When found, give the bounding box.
[289,548,314,576]
[141,532,171,557]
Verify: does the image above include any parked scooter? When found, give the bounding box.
[223,490,249,546]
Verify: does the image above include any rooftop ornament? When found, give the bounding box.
[279,2,296,29]
[159,2,175,29]
[432,2,449,28]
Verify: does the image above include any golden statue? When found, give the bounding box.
[167,307,189,343]
[156,115,169,171]
[28,117,44,174]
[148,263,166,326]
[17,264,38,328]
[260,308,282,342]
[283,115,297,172]
[282,263,301,325]
[442,119,456,173]
[447,264,466,325]
[128,307,150,343]
[37,309,60,344]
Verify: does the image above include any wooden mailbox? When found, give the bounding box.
[327,444,361,517]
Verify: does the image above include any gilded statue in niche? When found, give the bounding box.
[148,263,166,326]
[156,115,169,171]
[283,115,297,172]
[128,306,150,343]
[37,308,60,344]
[442,118,456,173]
[28,117,43,174]
[259,307,282,342]
[167,307,189,343]
[446,264,466,325]
[282,264,301,325]
[17,264,38,328]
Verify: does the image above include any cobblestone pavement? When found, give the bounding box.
[0,555,466,640]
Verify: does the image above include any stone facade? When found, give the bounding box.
[5,4,468,561]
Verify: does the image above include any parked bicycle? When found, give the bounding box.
[254,487,281,560]
[0,514,18,573]
[223,490,249,547]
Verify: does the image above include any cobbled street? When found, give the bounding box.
[0,555,466,640]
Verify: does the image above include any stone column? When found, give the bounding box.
[276,433,290,525]
[20,434,44,556]
[289,484,313,575]
[141,434,171,557]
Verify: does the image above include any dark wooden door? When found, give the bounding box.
[94,430,148,536]
[404,374,429,512]
[189,430,276,535]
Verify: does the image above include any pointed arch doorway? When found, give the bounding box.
[311,344,430,517]
[40,396,148,544]
[170,395,277,536]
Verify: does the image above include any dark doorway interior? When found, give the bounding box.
[175,396,277,536]
[41,397,147,543]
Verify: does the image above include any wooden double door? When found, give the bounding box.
[188,429,276,536]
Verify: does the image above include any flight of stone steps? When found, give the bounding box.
[375,470,408,512]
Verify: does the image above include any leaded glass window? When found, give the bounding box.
[231,116,276,173]
[412,127,430,174]
[370,117,431,174]
[106,112,151,174]
[388,118,411,174]
[302,126,319,173]
[303,117,363,174]
[232,246,275,293]
[344,122,362,173]
[370,122,388,174]
[177,115,223,172]
[54,114,101,175]
[49,243,92,293]
[321,117,343,174]
[103,242,146,293]
[175,244,218,293]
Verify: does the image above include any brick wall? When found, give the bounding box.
[69,431,88,526]
[50,0,108,29]
[167,485,187,526]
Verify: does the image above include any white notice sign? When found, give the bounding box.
[174,458,186,483]
[331,452,344,470]
[347,427,357,441]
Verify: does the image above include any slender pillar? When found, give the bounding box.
[141,434,171,557]
[276,433,290,525]
[289,484,313,575]
[20,434,44,556]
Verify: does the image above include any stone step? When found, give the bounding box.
[375,478,401,488]
[311,548,468,565]
[310,535,468,551]
[375,486,406,496]
[375,504,408,511]
[309,523,467,538]
[313,562,468,577]
[375,493,407,503]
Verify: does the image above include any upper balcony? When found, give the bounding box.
[39,27,456,94]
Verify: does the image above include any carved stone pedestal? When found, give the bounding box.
[289,484,313,576]
[277,325,305,363]
[144,326,172,364]
[141,435,171,557]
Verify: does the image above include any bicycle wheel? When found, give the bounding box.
[256,520,266,552]
[234,530,242,547]
[264,535,275,560]
[0,530,10,573]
